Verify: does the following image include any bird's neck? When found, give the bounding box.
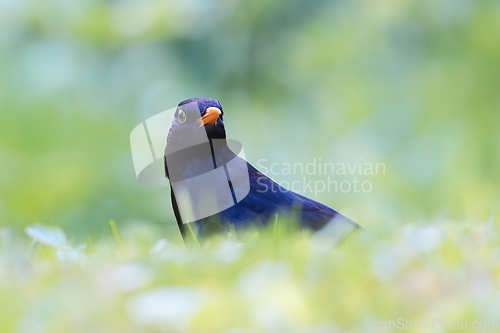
[210,138,237,168]
[165,138,238,183]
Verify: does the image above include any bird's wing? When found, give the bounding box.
[225,161,360,230]
[215,161,293,225]
[293,191,360,230]
[165,156,186,239]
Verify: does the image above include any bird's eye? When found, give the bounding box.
[178,110,186,123]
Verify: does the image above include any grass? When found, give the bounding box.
[0,217,499,333]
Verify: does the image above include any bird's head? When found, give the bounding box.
[165,98,229,177]
[165,97,227,160]
[175,97,225,135]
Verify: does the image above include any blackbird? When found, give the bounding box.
[164,98,360,239]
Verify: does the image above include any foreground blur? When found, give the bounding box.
[1,217,499,332]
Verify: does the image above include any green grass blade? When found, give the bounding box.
[109,219,124,248]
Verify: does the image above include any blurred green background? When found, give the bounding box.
[1,0,499,240]
[2,1,500,332]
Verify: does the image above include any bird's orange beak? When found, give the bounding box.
[197,107,221,127]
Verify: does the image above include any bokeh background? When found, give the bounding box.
[1,0,500,239]
[1,0,500,332]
